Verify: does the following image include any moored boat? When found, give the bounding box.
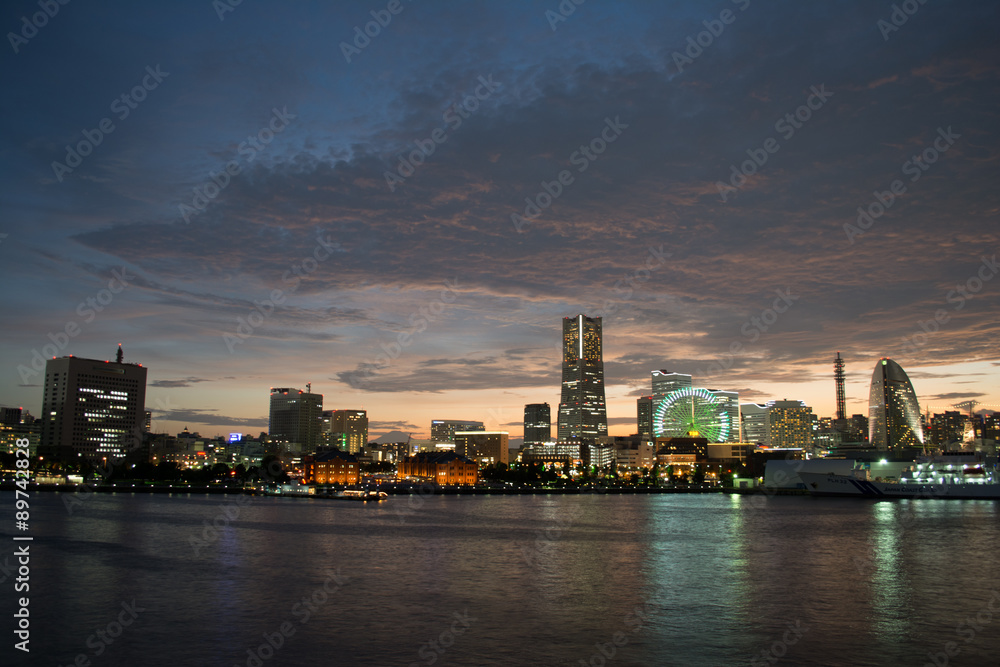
[800,456,1000,499]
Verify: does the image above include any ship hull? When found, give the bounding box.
[799,472,1000,500]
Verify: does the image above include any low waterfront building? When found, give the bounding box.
[304,449,359,485]
[398,451,478,486]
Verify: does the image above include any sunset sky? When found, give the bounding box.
[2,0,998,442]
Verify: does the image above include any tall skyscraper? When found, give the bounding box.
[740,403,769,445]
[523,403,551,445]
[558,314,608,439]
[868,358,923,454]
[651,370,693,397]
[650,370,693,428]
[40,345,148,463]
[269,387,323,453]
[709,389,741,442]
[323,409,368,453]
[636,396,654,438]
[766,400,815,450]
[431,419,484,443]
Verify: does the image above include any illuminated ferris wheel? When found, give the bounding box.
[652,387,731,442]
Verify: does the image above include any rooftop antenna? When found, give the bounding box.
[116,344,124,364]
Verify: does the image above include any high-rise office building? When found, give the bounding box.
[455,430,509,465]
[558,314,608,439]
[40,346,148,463]
[523,403,551,445]
[431,419,485,443]
[766,400,815,450]
[740,403,769,445]
[709,390,741,442]
[649,370,693,429]
[323,409,368,453]
[269,387,323,453]
[868,358,923,453]
[929,411,966,445]
[637,396,654,438]
[651,370,693,397]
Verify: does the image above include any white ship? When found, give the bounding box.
[800,456,1000,500]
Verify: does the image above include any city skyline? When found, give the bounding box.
[1,1,998,440]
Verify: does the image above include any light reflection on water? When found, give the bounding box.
[2,492,998,667]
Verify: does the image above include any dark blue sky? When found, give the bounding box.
[2,0,998,438]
